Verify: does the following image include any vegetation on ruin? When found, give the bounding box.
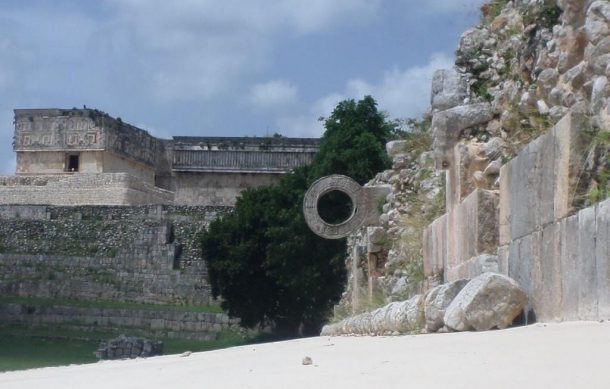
[202,96,397,337]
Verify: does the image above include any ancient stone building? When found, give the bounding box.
[3,108,319,206]
[0,108,319,338]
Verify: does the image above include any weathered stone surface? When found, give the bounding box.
[596,200,610,319]
[533,222,562,321]
[537,68,559,95]
[445,143,492,209]
[423,214,447,280]
[0,302,234,341]
[0,173,174,206]
[444,273,527,332]
[431,69,468,112]
[9,108,319,207]
[560,213,580,321]
[96,335,163,360]
[431,103,493,168]
[303,175,368,239]
[447,254,500,282]
[445,189,499,282]
[0,204,230,306]
[367,226,386,245]
[424,279,469,333]
[385,141,408,157]
[392,295,425,333]
[586,1,610,45]
[320,295,424,336]
[499,113,586,242]
[456,28,488,63]
[578,205,598,320]
[304,175,391,239]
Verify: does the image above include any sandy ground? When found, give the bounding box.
[1,321,609,389]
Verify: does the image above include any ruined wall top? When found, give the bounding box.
[173,136,320,152]
[14,108,164,167]
[12,108,320,174]
[172,136,320,173]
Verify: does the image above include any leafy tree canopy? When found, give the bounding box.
[202,96,397,337]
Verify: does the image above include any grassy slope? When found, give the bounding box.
[0,326,255,372]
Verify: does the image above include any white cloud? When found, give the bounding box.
[277,52,454,138]
[275,0,380,34]
[248,80,298,109]
[420,0,487,13]
[104,0,381,102]
[344,52,453,118]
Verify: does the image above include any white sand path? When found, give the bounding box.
[1,321,609,389]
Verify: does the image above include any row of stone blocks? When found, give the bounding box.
[0,173,174,205]
[0,303,238,340]
[423,112,610,321]
[96,335,163,360]
[423,188,499,282]
[500,199,610,322]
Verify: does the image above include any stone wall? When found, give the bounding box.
[499,199,609,322]
[333,0,610,327]
[0,204,231,306]
[0,303,237,341]
[0,173,174,205]
[424,109,610,322]
[173,171,282,206]
[423,99,609,322]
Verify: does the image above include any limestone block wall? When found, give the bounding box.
[494,112,609,321]
[102,151,155,185]
[0,303,238,340]
[499,113,587,245]
[0,205,231,306]
[0,173,173,205]
[15,151,66,174]
[173,171,281,206]
[499,199,609,322]
[423,111,610,322]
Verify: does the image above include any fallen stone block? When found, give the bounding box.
[389,295,425,334]
[444,272,528,331]
[424,279,469,333]
[320,294,425,336]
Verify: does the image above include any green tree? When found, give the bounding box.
[310,95,394,184]
[202,96,396,337]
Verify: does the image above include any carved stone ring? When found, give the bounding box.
[303,175,367,239]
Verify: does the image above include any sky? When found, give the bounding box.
[0,0,486,174]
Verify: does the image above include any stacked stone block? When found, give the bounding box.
[424,111,610,322]
[0,204,231,306]
[0,173,174,206]
[95,336,163,360]
[0,303,237,341]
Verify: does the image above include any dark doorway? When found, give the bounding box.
[66,154,80,172]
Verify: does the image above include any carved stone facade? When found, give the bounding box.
[6,108,319,206]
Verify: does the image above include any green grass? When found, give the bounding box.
[0,333,98,372]
[0,326,258,372]
[0,295,224,314]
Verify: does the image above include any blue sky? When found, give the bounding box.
[0,0,485,174]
